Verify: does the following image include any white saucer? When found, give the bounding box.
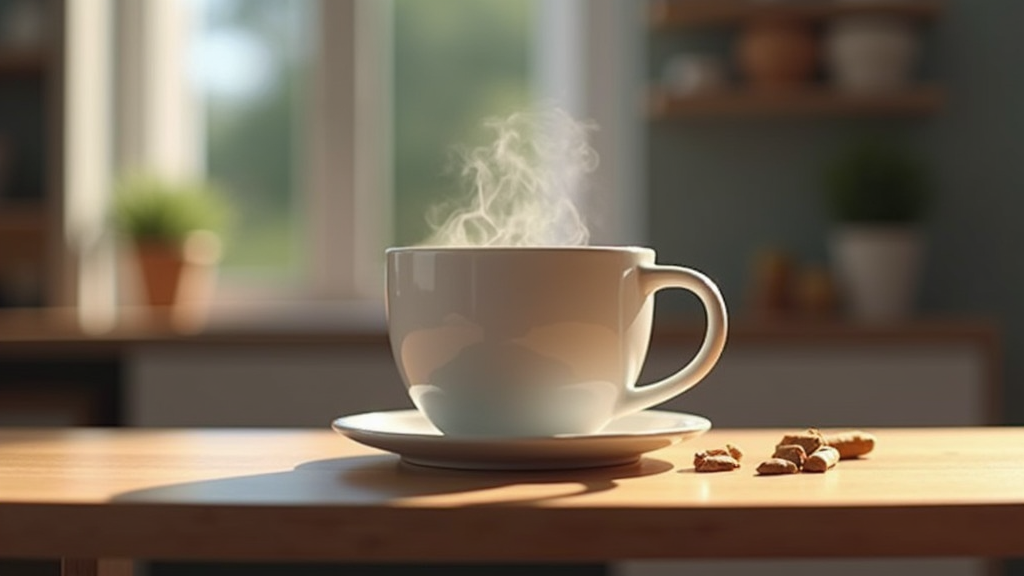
[331,409,711,470]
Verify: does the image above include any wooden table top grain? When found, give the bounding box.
[1,427,1023,565]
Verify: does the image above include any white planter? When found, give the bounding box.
[824,15,920,93]
[830,225,924,323]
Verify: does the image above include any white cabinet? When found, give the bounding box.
[126,345,408,427]
[645,341,992,427]
[128,327,996,429]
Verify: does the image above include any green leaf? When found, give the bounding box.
[113,173,233,244]
[824,137,929,224]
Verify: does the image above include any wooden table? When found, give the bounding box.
[2,427,1023,576]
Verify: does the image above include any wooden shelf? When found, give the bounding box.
[651,0,942,29]
[0,203,46,232]
[0,49,47,74]
[0,308,995,349]
[649,86,943,118]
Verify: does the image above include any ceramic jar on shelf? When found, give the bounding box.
[824,15,921,93]
[662,52,729,95]
[736,18,818,90]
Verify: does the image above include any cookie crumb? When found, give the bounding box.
[757,458,800,475]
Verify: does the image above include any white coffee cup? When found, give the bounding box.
[386,246,727,437]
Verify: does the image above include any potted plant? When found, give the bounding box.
[824,137,929,322]
[113,173,231,321]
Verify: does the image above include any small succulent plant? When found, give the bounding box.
[114,173,231,244]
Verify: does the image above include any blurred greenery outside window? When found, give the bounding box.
[189,0,537,292]
[391,0,535,246]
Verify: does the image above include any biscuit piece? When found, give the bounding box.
[757,458,800,475]
[779,428,826,456]
[804,446,840,473]
[693,448,730,467]
[694,455,740,473]
[772,444,808,468]
[825,430,876,459]
[725,443,744,462]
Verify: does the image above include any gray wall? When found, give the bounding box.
[647,0,1024,425]
[915,0,1024,426]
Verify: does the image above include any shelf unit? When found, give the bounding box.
[0,0,65,309]
[0,202,46,231]
[0,49,47,75]
[649,85,943,118]
[650,0,942,29]
[649,0,943,119]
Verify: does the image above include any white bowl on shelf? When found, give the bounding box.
[825,15,921,94]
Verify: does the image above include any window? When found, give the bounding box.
[189,0,313,285]
[86,0,642,311]
[391,0,536,247]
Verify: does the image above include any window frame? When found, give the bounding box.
[307,0,393,301]
[83,0,642,317]
[534,0,646,248]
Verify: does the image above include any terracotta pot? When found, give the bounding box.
[736,19,818,90]
[135,241,186,307]
[132,231,222,328]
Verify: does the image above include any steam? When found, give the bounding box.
[423,108,599,247]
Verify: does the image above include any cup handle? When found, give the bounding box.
[617,264,728,416]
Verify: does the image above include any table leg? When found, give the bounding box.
[62,558,134,576]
